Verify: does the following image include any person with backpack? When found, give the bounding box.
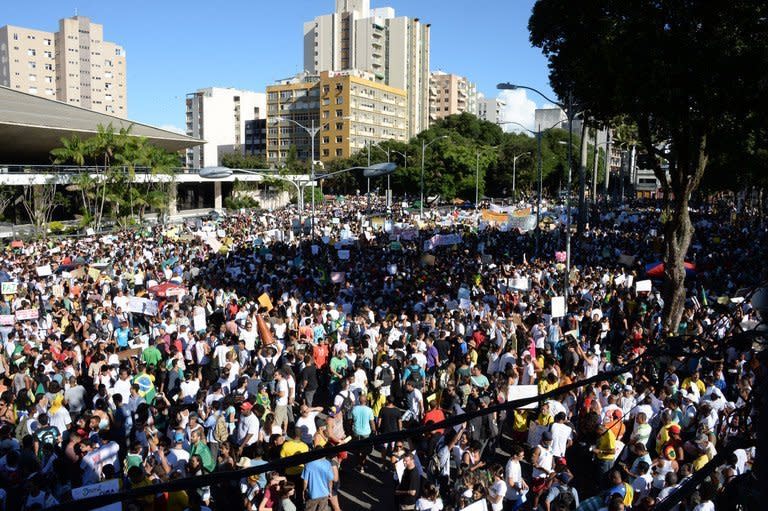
[544,472,579,511]
[374,354,397,397]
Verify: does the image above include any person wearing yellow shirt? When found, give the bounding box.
[280,426,310,509]
[681,370,706,396]
[593,424,617,477]
[538,372,559,396]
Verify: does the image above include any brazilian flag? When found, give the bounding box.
[133,373,156,404]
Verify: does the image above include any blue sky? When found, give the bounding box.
[4,0,555,133]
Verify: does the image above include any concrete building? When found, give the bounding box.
[244,119,267,156]
[476,93,506,124]
[266,71,322,163]
[0,16,126,116]
[185,87,266,169]
[303,0,430,137]
[267,70,407,164]
[428,71,477,124]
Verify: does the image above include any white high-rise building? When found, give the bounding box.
[185,87,266,169]
[477,93,506,124]
[304,0,430,137]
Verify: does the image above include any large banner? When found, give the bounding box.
[505,214,537,232]
[481,209,510,223]
[423,233,462,251]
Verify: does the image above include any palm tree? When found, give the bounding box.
[87,123,133,230]
[50,134,88,167]
[611,118,639,199]
[114,135,149,220]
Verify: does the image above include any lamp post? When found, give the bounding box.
[274,116,320,239]
[370,143,396,211]
[498,83,576,303]
[497,119,565,259]
[420,136,448,218]
[475,145,500,210]
[512,151,531,198]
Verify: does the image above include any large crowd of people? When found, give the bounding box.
[0,194,764,511]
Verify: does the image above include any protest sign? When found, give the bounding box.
[36,264,52,277]
[193,312,207,332]
[117,348,142,361]
[311,245,320,255]
[387,264,397,275]
[551,296,566,318]
[505,385,539,409]
[88,268,102,281]
[458,287,471,301]
[506,214,537,232]
[0,314,15,325]
[509,277,529,291]
[258,293,274,311]
[1,282,17,294]
[330,272,346,284]
[126,297,158,316]
[165,287,187,298]
[71,478,122,511]
[636,280,652,293]
[337,249,350,260]
[423,233,462,251]
[481,209,509,223]
[618,254,636,266]
[459,298,471,310]
[389,241,402,251]
[15,308,39,321]
[421,254,436,266]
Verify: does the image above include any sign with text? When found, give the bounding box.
[1,282,17,294]
[15,308,39,321]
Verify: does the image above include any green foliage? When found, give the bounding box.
[224,195,260,211]
[220,153,268,170]
[47,221,67,234]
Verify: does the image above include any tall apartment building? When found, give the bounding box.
[429,71,477,124]
[0,16,126,116]
[185,87,266,168]
[303,0,430,138]
[476,94,506,124]
[266,70,407,163]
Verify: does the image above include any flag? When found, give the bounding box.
[133,373,156,404]
[701,287,709,307]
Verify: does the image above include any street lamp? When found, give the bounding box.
[498,83,576,303]
[512,151,531,197]
[475,145,500,209]
[497,119,567,259]
[274,116,321,239]
[421,135,449,218]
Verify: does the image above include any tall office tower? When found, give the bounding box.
[185,87,267,169]
[304,0,430,137]
[0,16,127,116]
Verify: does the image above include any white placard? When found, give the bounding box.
[506,385,539,409]
[193,312,207,332]
[551,296,566,318]
[1,282,17,294]
[509,277,529,291]
[331,272,346,284]
[459,298,471,310]
[387,264,397,275]
[71,477,122,511]
[165,287,187,298]
[36,265,52,277]
[636,280,652,293]
[460,498,489,511]
[15,308,39,321]
[0,314,15,326]
[126,297,158,316]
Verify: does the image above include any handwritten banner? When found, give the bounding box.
[15,308,39,321]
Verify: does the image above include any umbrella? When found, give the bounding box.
[148,281,187,298]
[645,261,697,279]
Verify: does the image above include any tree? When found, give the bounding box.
[20,182,63,238]
[0,186,15,221]
[529,0,768,333]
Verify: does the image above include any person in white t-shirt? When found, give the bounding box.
[505,445,528,508]
[550,413,573,458]
[236,401,260,448]
[487,464,508,511]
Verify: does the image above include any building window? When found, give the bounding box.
[336,109,343,117]
[335,122,344,130]
[13,33,18,40]
[27,49,36,56]
[335,136,343,143]
[322,110,330,119]
[322,98,330,106]
[115,48,122,56]
[44,63,53,71]
[322,149,330,157]
[45,88,53,95]
[28,86,37,93]
[44,38,51,46]
[336,148,343,156]
[28,61,36,69]
[45,76,53,83]
[322,85,330,94]
[335,97,343,104]
[322,136,329,144]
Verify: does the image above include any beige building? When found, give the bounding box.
[266,70,407,164]
[0,16,126,116]
[304,0,429,138]
[429,71,477,124]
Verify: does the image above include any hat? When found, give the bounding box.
[174,432,184,443]
[557,472,573,484]
[236,457,252,469]
[522,350,531,358]
[624,385,634,392]
[240,402,253,412]
[668,424,681,435]
[542,430,553,441]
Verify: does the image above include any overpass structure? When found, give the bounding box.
[0,165,313,212]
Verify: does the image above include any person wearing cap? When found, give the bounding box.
[167,430,190,474]
[236,401,260,452]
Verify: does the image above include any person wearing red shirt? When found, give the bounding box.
[313,337,330,370]
[423,400,446,435]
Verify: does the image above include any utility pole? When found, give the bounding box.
[577,122,588,236]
